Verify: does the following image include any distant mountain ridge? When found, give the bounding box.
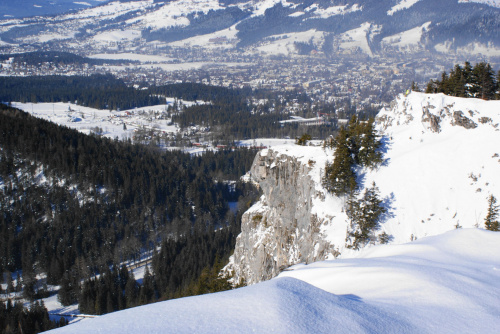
[0,0,111,18]
[0,0,499,58]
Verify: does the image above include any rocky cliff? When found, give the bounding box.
[225,146,345,285]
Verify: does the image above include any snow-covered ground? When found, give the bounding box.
[11,102,182,140]
[387,0,422,15]
[381,22,430,48]
[45,229,500,333]
[434,41,500,57]
[339,23,374,57]
[87,53,175,62]
[305,3,361,19]
[458,0,500,8]
[257,92,500,251]
[92,29,142,43]
[10,102,299,152]
[256,30,325,56]
[167,24,238,49]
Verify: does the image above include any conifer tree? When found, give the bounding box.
[346,182,386,249]
[411,81,420,92]
[470,62,494,99]
[356,118,383,169]
[425,80,437,93]
[323,127,356,197]
[484,194,499,231]
[496,70,500,100]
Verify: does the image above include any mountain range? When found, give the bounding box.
[0,0,499,58]
[0,0,111,19]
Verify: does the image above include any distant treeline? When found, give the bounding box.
[0,103,258,311]
[425,61,500,100]
[0,74,161,110]
[0,51,130,66]
[0,75,251,110]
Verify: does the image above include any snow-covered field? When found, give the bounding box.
[167,25,238,49]
[387,0,422,15]
[11,102,299,152]
[88,53,175,62]
[381,22,430,48]
[11,102,182,140]
[45,229,500,333]
[459,0,500,8]
[256,30,325,56]
[339,23,374,57]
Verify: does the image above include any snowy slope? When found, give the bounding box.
[323,92,500,247]
[45,229,500,333]
[368,93,500,242]
[458,0,500,7]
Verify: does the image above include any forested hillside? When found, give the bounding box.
[0,103,258,320]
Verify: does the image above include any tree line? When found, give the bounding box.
[0,51,128,66]
[0,75,250,111]
[425,61,500,100]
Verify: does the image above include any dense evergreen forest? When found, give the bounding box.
[0,300,67,334]
[0,51,128,66]
[0,103,259,324]
[424,61,500,100]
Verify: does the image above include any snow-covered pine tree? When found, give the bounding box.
[356,118,383,169]
[323,126,356,197]
[346,182,386,249]
[484,194,499,231]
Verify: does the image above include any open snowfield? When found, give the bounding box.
[10,101,192,140]
[381,22,430,48]
[88,53,175,62]
[458,0,500,8]
[305,3,361,18]
[167,25,238,49]
[256,30,325,56]
[45,229,500,333]
[92,29,141,43]
[387,0,422,15]
[258,92,500,250]
[339,23,374,57]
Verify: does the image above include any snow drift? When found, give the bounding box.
[46,229,500,333]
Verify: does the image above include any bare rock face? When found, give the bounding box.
[225,149,336,285]
[422,107,441,133]
[452,111,478,129]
